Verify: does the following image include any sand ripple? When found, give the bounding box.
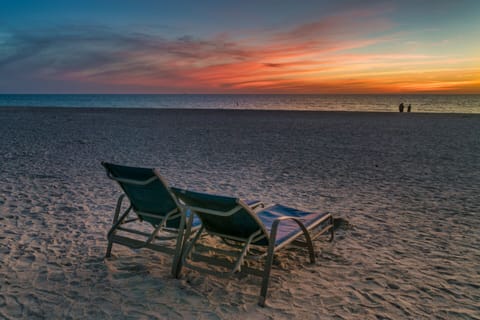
[1,108,479,319]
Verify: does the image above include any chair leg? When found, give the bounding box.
[259,247,275,307]
[177,225,204,277]
[171,213,188,278]
[105,195,128,258]
[105,240,113,258]
[171,243,182,278]
[329,216,335,242]
[259,228,277,307]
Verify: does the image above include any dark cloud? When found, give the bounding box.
[264,63,283,68]
[0,25,251,81]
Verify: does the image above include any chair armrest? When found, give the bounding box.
[269,216,312,245]
[246,200,265,210]
[268,216,315,259]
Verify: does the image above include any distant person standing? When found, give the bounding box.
[407,104,412,112]
[399,103,405,112]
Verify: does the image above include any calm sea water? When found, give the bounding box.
[0,94,479,113]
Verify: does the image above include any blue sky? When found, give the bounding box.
[1,0,479,93]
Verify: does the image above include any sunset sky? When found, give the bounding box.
[1,0,479,94]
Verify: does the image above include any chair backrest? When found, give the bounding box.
[102,162,180,227]
[171,188,269,245]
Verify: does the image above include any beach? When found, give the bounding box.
[1,107,479,319]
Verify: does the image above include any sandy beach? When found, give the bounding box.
[1,107,479,319]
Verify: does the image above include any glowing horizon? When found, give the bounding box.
[1,1,479,94]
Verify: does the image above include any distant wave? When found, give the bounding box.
[1,94,479,113]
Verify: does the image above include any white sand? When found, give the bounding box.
[1,107,479,319]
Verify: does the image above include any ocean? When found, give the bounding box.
[1,94,479,113]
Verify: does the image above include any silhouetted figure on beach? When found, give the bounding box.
[399,103,405,112]
[407,104,411,112]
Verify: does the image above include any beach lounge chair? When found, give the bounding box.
[101,162,200,276]
[171,187,334,307]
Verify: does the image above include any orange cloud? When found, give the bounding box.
[11,9,476,94]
